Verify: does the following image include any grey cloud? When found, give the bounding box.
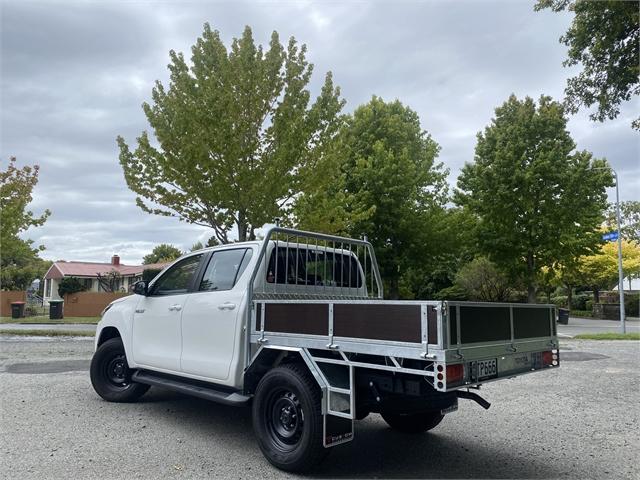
[2,0,638,265]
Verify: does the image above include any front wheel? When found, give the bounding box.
[381,410,444,433]
[252,363,327,472]
[90,337,149,402]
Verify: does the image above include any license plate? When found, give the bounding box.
[472,358,498,380]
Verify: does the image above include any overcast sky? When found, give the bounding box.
[2,0,638,265]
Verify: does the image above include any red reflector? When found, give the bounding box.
[446,364,464,383]
[542,351,553,366]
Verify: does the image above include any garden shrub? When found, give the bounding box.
[625,293,639,317]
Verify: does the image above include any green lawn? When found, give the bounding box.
[573,332,640,341]
[570,310,594,318]
[0,328,94,337]
[0,316,100,324]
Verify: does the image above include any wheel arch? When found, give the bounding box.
[97,326,121,347]
[244,346,328,397]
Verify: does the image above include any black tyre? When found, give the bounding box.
[252,363,327,472]
[90,337,149,402]
[381,410,444,433]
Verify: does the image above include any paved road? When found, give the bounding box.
[0,336,638,479]
[557,317,639,338]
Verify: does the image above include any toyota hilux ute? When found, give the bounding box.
[91,227,559,472]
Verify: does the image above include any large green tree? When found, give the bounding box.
[118,24,344,243]
[296,97,448,299]
[142,244,182,265]
[536,0,640,128]
[455,95,613,302]
[0,157,51,290]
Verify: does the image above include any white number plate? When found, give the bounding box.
[473,358,498,380]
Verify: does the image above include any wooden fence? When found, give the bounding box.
[0,291,27,317]
[64,292,130,317]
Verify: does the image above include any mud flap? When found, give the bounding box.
[324,414,354,447]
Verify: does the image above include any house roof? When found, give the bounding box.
[44,260,169,280]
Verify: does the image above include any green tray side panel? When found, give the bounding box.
[513,307,552,339]
[459,306,511,344]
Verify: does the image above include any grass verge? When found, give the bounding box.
[570,310,594,318]
[0,316,100,324]
[0,329,94,337]
[573,332,640,340]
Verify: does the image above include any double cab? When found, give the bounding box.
[91,227,559,472]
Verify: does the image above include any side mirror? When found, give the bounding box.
[133,280,148,296]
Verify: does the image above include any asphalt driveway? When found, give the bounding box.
[557,317,639,338]
[0,336,638,479]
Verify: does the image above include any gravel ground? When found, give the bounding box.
[0,337,638,479]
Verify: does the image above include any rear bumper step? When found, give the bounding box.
[132,370,251,406]
[457,390,491,410]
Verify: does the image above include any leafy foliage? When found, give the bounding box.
[142,244,182,265]
[604,200,640,244]
[455,257,512,302]
[118,24,344,242]
[0,157,51,290]
[577,239,640,296]
[535,0,640,128]
[58,277,89,297]
[455,95,613,302]
[295,97,449,299]
[432,284,469,301]
[625,292,639,317]
[205,236,220,248]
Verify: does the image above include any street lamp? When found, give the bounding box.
[593,166,626,334]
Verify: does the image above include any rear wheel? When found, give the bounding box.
[90,337,149,402]
[381,410,444,433]
[252,363,327,472]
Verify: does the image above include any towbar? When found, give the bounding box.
[457,390,491,410]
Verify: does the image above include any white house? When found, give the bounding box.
[613,275,640,292]
[42,255,166,303]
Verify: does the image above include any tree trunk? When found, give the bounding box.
[567,286,573,310]
[389,276,400,300]
[527,284,536,304]
[237,211,247,242]
[593,288,600,304]
[526,252,536,303]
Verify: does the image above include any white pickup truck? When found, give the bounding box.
[91,227,559,472]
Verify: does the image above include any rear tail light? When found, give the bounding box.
[542,350,554,366]
[446,364,464,384]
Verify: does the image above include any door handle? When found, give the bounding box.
[168,304,182,312]
[218,302,236,311]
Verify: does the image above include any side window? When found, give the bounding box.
[199,249,251,292]
[151,255,202,296]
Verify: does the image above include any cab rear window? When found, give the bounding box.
[266,247,362,288]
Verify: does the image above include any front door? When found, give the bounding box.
[131,254,203,372]
[181,248,253,380]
